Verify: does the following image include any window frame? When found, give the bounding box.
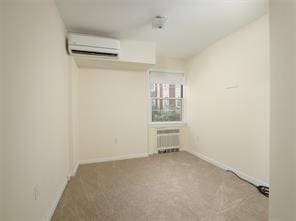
[148,69,186,126]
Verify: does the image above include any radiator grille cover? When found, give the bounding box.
[157,129,180,149]
[157,129,180,135]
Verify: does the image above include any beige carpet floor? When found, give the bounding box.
[52,151,268,221]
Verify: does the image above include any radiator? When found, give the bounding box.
[157,129,180,153]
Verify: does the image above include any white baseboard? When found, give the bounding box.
[185,149,269,187]
[79,153,149,165]
[70,162,79,177]
[45,177,68,221]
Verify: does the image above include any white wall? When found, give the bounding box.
[154,56,186,72]
[186,15,270,184]
[79,68,148,161]
[269,1,295,220]
[78,56,187,159]
[120,40,156,65]
[69,57,80,173]
[3,0,72,220]
[0,0,3,219]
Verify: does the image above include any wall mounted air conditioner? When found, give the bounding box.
[67,33,120,58]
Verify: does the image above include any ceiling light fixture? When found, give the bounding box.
[152,16,168,30]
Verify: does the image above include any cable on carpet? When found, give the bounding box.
[225,170,269,198]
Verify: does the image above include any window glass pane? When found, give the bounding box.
[150,83,183,98]
[175,85,183,98]
[151,98,182,122]
[150,83,157,97]
[149,72,184,122]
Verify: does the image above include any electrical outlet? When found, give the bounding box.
[34,186,39,201]
[114,138,118,144]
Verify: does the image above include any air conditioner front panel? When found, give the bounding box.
[68,33,120,51]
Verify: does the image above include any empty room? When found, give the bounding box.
[1,0,296,220]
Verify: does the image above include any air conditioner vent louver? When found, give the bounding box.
[71,50,118,57]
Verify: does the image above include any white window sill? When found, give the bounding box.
[148,122,187,128]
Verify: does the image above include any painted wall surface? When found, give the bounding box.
[79,68,148,161]
[269,1,295,220]
[0,0,3,219]
[154,56,186,72]
[3,0,71,220]
[186,15,270,184]
[120,40,156,65]
[69,57,80,173]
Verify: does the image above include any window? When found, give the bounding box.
[149,71,185,123]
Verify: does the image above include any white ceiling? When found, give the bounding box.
[55,0,268,59]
